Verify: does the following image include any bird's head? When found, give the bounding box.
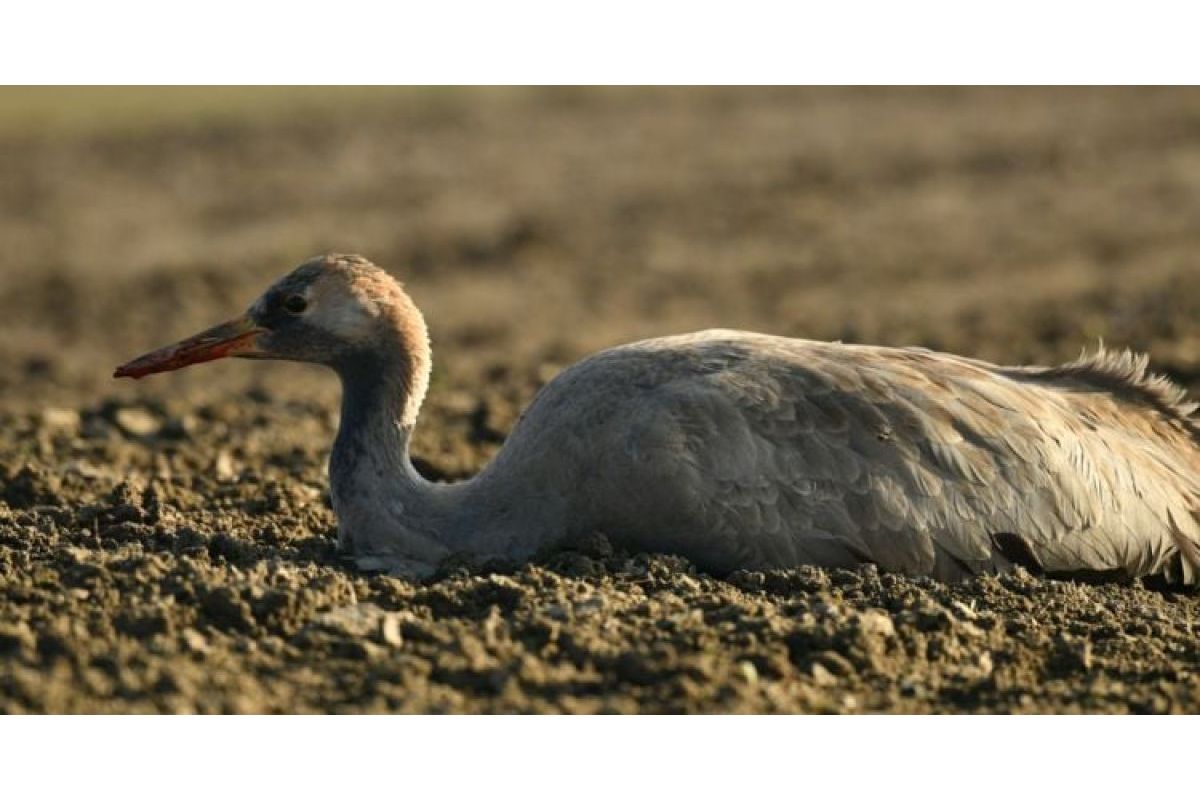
[114,254,428,380]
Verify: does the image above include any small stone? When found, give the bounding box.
[40,407,80,433]
[951,600,978,621]
[114,407,163,438]
[857,609,895,638]
[378,614,404,647]
[737,660,759,684]
[214,450,236,482]
[1077,641,1094,671]
[810,663,838,686]
[316,603,385,637]
[181,628,209,654]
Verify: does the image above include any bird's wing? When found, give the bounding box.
[631,338,1200,584]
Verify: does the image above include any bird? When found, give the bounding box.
[115,254,1200,585]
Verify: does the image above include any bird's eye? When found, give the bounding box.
[283,294,308,315]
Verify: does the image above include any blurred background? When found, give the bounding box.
[3,86,1200,416]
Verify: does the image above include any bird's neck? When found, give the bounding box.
[334,352,422,458]
[327,304,568,573]
[328,309,453,569]
[360,297,432,431]
[332,307,431,480]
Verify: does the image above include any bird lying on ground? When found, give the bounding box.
[115,254,1200,584]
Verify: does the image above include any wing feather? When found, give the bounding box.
[610,334,1200,584]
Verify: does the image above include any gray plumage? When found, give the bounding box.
[115,255,1200,585]
[470,331,1200,585]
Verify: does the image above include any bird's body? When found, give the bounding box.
[117,255,1200,584]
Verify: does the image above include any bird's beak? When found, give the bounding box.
[113,314,268,379]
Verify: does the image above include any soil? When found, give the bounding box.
[2,87,1200,713]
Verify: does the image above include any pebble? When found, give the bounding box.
[951,600,979,621]
[810,663,838,686]
[181,629,209,654]
[379,614,404,647]
[317,603,378,634]
[40,407,80,433]
[214,450,236,482]
[857,609,895,638]
[113,407,163,438]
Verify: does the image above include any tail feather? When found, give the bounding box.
[1163,508,1200,586]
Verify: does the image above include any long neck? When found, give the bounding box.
[332,297,431,474]
[333,352,421,483]
[326,300,568,571]
[327,307,456,567]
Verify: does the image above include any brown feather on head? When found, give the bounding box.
[114,254,432,426]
